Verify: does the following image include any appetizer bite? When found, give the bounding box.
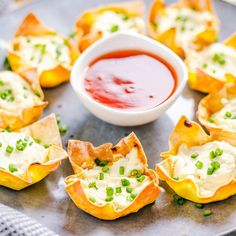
[149,0,219,58]
[75,1,145,52]
[65,133,160,220]
[198,83,236,145]
[0,114,67,190]
[0,70,47,130]
[157,116,236,203]
[7,13,78,88]
[186,33,236,93]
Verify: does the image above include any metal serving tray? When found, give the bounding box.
[0,0,235,235]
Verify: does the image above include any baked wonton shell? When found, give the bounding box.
[0,114,67,190]
[156,115,236,203]
[198,83,236,146]
[148,0,219,58]
[65,132,160,220]
[75,1,145,52]
[7,12,78,88]
[0,70,47,130]
[186,33,236,93]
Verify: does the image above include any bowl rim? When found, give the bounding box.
[70,32,187,116]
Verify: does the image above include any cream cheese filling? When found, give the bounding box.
[92,11,145,37]
[0,132,48,177]
[156,7,214,47]
[80,147,151,211]
[13,35,71,74]
[210,97,236,131]
[0,71,41,115]
[170,141,236,198]
[187,43,236,81]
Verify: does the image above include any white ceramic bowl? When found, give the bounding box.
[71,33,187,126]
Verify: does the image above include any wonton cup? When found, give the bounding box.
[65,132,160,220]
[198,83,236,146]
[75,1,145,52]
[7,12,78,88]
[148,0,219,58]
[186,33,236,93]
[156,116,236,203]
[0,70,47,130]
[0,114,67,190]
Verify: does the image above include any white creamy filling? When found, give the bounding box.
[210,97,236,131]
[0,71,41,114]
[92,11,145,37]
[80,147,151,211]
[0,132,48,177]
[188,43,236,81]
[156,7,213,47]
[171,141,236,197]
[14,35,71,74]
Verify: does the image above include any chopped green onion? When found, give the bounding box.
[121,178,130,186]
[195,203,204,209]
[95,158,109,167]
[102,166,109,173]
[105,196,113,202]
[8,163,17,173]
[34,138,41,144]
[88,182,97,189]
[211,161,220,170]
[16,139,27,151]
[207,167,214,175]
[34,92,41,97]
[110,25,119,33]
[202,63,208,69]
[210,148,223,159]
[3,57,12,70]
[173,194,186,205]
[126,187,133,193]
[59,125,67,135]
[99,173,104,180]
[0,81,4,86]
[6,145,13,154]
[56,115,61,124]
[0,143,2,148]
[130,169,142,177]
[44,144,50,149]
[129,193,137,201]
[122,15,129,21]
[203,209,213,216]
[195,161,203,169]
[106,187,114,196]
[191,153,199,159]
[89,197,95,203]
[116,187,122,193]
[208,117,215,123]
[119,166,125,175]
[172,176,179,180]
[225,111,232,118]
[137,175,145,182]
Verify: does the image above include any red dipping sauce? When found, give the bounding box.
[83,50,177,111]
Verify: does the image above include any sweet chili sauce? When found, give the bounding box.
[83,50,178,111]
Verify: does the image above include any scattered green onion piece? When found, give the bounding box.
[172,176,179,180]
[116,187,122,193]
[95,158,109,167]
[106,187,114,196]
[6,145,13,154]
[89,197,95,203]
[121,178,130,186]
[34,138,41,144]
[173,194,186,205]
[44,144,50,149]
[105,196,113,202]
[88,182,97,189]
[203,209,213,216]
[59,125,67,135]
[126,187,133,193]
[8,163,17,172]
[191,153,199,159]
[208,117,214,123]
[207,167,214,175]
[195,203,204,209]
[195,161,203,169]
[110,25,119,33]
[137,175,145,182]
[99,173,104,180]
[119,166,125,175]
[102,166,109,173]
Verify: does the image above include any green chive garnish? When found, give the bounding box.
[106,187,114,196]
[203,209,213,216]
[34,138,41,144]
[211,161,220,170]
[8,163,17,172]
[44,144,50,149]
[95,158,109,167]
[16,139,27,151]
[173,194,186,205]
[208,117,215,123]
[121,178,130,186]
[102,166,109,173]
[137,175,145,182]
[126,187,133,193]
[191,153,199,159]
[116,187,122,193]
[6,145,13,154]
[225,111,232,118]
[195,203,204,209]
[99,173,104,180]
[105,196,113,202]
[119,166,125,175]
[89,197,95,203]
[172,176,179,180]
[110,25,119,33]
[195,161,203,169]
[59,125,67,135]
[207,167,214,175]
[130,169,142,177]
[88,182,97,189]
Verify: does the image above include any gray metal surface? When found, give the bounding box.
[0,0,235,235]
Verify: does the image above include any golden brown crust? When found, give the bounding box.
[148,0,219,58]
[156,115,236,203]
[7,12,79,88]
[0,114,67,190]
[66,132,160,220]
[75,1,145,52]
[0,71,47,130]
[186,33,236,93]
[197,83,236,145]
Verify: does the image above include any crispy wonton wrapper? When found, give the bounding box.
[7,12,78,88]
[0,70,47,130]
[65,132,160,220]
[148,0,219,58]
[198,83,236,145]
[186,33,236,93]
[75,1,145,52]
[156,115,236,203]
[0,114,67,190]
